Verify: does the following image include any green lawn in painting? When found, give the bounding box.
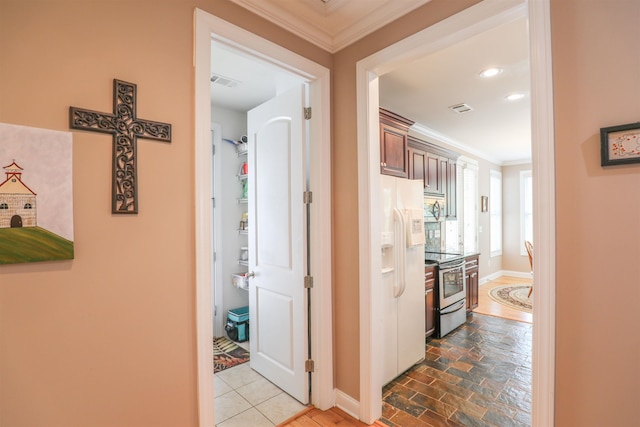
[0,227,74,264]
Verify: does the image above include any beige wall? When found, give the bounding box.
[476,158,502,276]
[0,1,329,426]
[2,0,639,426]
[551,1,640,425]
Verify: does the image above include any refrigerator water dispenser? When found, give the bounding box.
[381,231,394,274]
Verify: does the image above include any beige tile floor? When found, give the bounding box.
[214,341,306,427]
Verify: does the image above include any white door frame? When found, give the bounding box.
[194,9,333,426]
[356,0,556,425]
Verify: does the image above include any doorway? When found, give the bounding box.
[10,215,22,228]
[356,0,556,425]
[194,9,333,427]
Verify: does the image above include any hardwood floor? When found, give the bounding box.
[474,275,532,323]
[279,407,376,427]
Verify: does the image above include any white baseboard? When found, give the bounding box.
[334,389,360,420]
[480,270,531,285]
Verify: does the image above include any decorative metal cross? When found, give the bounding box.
[69,79,172,214]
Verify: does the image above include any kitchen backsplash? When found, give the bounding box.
[425,222,442,252]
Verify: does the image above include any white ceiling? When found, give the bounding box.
[380,17,531,164]
[210,42,303,113]
[214,1,531,164]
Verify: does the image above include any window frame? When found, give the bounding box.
[458,157,479,255]
[489,169,502,257]
[520,170,533,255]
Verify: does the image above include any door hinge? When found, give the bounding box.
[212,197,215,208]
[304,275,314,289]
[305,359,315,372]
[212,144,215,155]
[303,191,312,204]
[304,107,312,120]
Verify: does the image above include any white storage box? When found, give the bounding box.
[232,273,249,290]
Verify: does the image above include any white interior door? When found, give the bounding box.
[247,84,308,404]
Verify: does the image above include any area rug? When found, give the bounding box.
[213,336,250,373]
[488,285,533,313]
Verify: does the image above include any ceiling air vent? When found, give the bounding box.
[449,103,474,114]
[210,74,240,88]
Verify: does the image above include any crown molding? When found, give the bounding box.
[228,0,430,53]
[410,122,503,166]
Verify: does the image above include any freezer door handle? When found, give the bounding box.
[393,207,406,298]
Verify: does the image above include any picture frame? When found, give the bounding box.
[481,196,488,212]
[600,122,640,166]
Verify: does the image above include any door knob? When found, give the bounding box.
[246,271,255,278]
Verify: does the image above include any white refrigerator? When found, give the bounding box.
[380,175,426,385]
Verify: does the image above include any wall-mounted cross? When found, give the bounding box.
[69,79,171,214]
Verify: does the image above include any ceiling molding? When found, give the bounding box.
[410,122,508,166]
[228,0,431,53]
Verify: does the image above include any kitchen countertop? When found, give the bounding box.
[424,252,480,265]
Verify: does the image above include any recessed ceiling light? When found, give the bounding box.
[479,67,503,78]
[505,93,525,101]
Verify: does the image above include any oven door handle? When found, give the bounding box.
[439,299,466,315]
[439,260,465,272]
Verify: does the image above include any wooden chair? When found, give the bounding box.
[525,240,534,297]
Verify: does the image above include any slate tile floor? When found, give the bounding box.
[381,313,532,427]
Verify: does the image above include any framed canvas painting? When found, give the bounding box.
[0,123,74,264]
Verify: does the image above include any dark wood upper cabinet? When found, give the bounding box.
[380,108,458,219]
[447,161,457,219]
[408,146,426,183]
[379,108,413,178]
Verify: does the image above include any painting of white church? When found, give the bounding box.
[0,123,74,264]
[0,161,38,228]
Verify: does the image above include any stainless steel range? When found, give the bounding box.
[425,252,467,337]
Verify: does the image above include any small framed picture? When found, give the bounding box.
[481,196,488,212]
[600,122,640,166]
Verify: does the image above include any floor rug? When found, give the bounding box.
[488,285,533,313]
[213,336,249,373]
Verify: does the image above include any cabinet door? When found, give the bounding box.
[465,255,479,313]
[439,158,449,198]
[425,288,435,337]
[465,271,471,313]
[425,154,442,195]
[447,161,457,219]
[425,266,436,337]
[380,123,408,178]
[469,270,479,309]
[409,146,427,186]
